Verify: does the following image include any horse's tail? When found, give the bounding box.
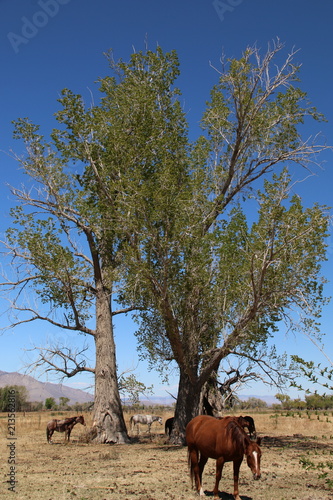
[129,416,133,430]
[46,425,50,442]
[187,446,198,487]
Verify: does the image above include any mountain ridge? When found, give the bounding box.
[0,370,94,404]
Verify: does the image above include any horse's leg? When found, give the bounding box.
[198,454,208,496]
[232,459,242,500]
[189,449,205,496]
[48,429,54,443]
[67,424,75,442]
[213,456,224,499]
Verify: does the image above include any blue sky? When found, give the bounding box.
[0,0,332,400]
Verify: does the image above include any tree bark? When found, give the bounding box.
[92,286,130,444]
[170,368,201,445]
[201,375,225,416]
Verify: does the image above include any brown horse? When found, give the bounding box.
[186,415,261,500]
[46,415,86,443]
[166,415,256,440]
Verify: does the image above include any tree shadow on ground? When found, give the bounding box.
[262,434,333,452]
[129,433,166,444]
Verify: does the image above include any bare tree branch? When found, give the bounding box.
[24,343,95,380]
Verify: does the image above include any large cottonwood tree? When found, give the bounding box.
[0,47,187,443]
[118,41,330,442]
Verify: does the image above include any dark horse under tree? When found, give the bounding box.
[223,415,257,439]
[165,416,174,436]
[186,415,261,500]
[46,415,86,443]
[166,415,257,439]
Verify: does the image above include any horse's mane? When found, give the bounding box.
[55,416,79,425]
[226,420,251,450]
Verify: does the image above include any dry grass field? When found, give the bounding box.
[1,409,333,500]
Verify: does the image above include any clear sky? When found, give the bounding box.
[0,0,332,401]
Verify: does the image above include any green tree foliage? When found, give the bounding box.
[305,393,333,410]
[275,393,292,410]
[44,397,56,410]
[58,396,70,409]
[239,397,268,410]
[291,354,333,392]
[0,385,28,411]
[118,373,153,405]
[274,392,333,410]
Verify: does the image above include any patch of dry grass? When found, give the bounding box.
[1,410,333,499]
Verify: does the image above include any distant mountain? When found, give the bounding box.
[239,394,279,406]
[0,371,94,404]
[137,396,176,406]
[130,394,278,407]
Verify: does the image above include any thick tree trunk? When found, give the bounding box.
[92,287,130,444]
[200,371,224,417]
[170,368,201,445]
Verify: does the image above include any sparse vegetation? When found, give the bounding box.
[274,392,333,411]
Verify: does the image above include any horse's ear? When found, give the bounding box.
[256,437,261,446]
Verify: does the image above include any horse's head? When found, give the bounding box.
[157,417,163,425]
[77,415,86,426]
[246,438,261,480]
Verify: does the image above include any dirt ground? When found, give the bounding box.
[1,410,333,500]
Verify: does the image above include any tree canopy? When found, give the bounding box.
[117,42,330,440]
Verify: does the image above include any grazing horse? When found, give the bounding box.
[130,414,163,434]
[165,417,174,436]
[46,415,86,443]
[186,415,261,500]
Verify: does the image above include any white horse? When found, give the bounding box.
[130,414,163,434]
